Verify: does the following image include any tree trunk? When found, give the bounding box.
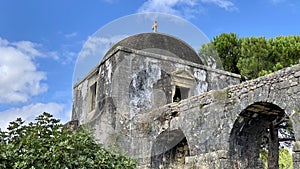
[268,123,279,169]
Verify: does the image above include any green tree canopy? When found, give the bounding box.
[199,33,300,79]
[212,33,240,74]
[0,112,137,169]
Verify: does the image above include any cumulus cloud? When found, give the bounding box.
[138,0,237,18]
[11,41,45,57]
[0,102,66,130]
[0,37,48,103]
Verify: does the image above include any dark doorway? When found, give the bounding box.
[151,130,190,168]
[173,86,189,102]
[229,102,294,169]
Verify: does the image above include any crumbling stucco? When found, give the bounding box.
[72,33,300,168]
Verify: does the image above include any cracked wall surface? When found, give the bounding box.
[136,64,300,168]
[73,45,240,143]
[72,33,300,168]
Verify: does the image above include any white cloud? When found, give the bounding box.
[0,37,48,103]
[74,34,128,83]
[0,102,66,131]
[138,0,195,18]
[64,32,78,38]
[62,51,77,64]
[201,0,237,11]
[138,0,237,18]
[0,38,9,46]
[11,41,45,58]
[79,34,128,60]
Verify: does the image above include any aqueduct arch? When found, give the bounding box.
[135,64,300,168]
[229,102,293,169]
[151,129,190,168]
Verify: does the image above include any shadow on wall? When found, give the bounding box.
[229,102,294,169]
[151,129,190,169]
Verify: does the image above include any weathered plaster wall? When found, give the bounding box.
[72,46,240,145]
[135,64,300,168]
[72,42,300,168]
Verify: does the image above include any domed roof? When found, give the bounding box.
[105,33,202,64]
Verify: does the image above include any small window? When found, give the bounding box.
[173,86,189,102]
[89,82,97,111]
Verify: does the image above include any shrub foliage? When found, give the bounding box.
[0,112,137,169]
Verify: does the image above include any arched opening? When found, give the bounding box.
[151,129,190,169]
[229,102,295,169]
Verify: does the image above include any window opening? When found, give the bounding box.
[89,82,97,111]
[173,86,189,102]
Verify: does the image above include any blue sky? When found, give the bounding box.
[0,0,299,130]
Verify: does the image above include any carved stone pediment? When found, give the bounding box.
[172,69,195,80]
[171,69,195,88]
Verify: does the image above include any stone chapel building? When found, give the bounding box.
[72,32,300,168]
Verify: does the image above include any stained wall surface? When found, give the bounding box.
[71,33,300,168]
[72,44,240,145]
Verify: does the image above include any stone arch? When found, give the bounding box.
[150,129,190,168]
[229,102,294,169]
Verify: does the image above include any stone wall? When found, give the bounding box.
[72,43,300,168]
[72,46,240,146]
[135,64,300,168]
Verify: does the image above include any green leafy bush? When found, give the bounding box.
[260,149,293,169]
[0,112,137,169]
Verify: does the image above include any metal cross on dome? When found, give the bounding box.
[152,21,158,33]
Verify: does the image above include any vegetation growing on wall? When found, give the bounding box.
[260,149,293,169]
[199,33,300,80]
[0,112,137,169]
